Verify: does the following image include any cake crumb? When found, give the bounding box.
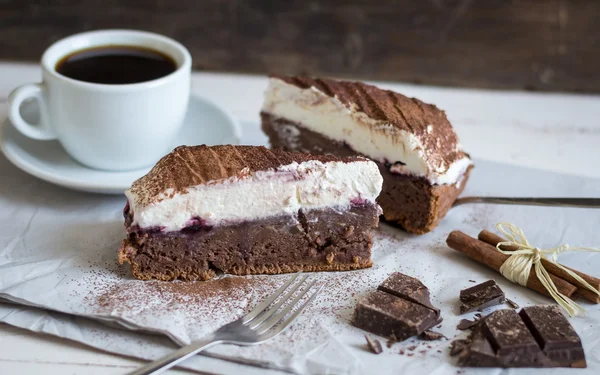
[387,333,398,348]
[419,330,446,341]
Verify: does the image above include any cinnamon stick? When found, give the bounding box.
[479,229,600,304]
[446,231,577,298]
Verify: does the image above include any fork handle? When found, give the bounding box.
[453,197,600,208]
[129,335,221,375]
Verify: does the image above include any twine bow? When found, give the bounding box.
[495,222,600,317]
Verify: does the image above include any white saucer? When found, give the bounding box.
[0,93,241,194]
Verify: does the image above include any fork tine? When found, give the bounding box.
[242,273,302,324]
[247,274,310,329]
[255,279,318,334]
[259,283,324,340]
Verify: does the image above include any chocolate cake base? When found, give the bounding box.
[261,112,471,234]
[119,204,379,281]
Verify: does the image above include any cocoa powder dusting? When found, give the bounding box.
[96,276,258,312]
[71,227,444,364]
[272,75,469,174]
[128,145,364,205]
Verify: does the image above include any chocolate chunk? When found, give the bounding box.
[459,280,505,314]
[456,318,479,331]
[351,290,438,341]
[419,330,446,341]
[365,335,383,354]
[457,306,587,368]
[481,309,550,366]
[506,298,519,309]
[519,305,586,368]
[352,272,442,342]
[449,339,470,356]
[458,324,499,366]
[379,272,440,316]
[457,309,555,368]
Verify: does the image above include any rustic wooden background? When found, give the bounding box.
[1,0,599,93]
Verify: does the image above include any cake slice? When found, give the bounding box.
[118,145,383,281]
[261,75,473,234]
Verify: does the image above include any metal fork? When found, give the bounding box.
[452,197,600,208]
[129,274,322,375]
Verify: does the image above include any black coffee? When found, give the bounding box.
[55,45,177,84]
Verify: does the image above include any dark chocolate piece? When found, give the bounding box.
[459,280,505,314]
[456,318,479,331]
[419,330,446,341]
[351,290,438,341]
[458,324,500,367]
[352,272,442,341]
[365,335,383,354]
[450,339,470,356]
[506,298,519,309]
[458,309,564,368]
[378,272,440,316]
[519,305,586,368]
[481,309,550,367]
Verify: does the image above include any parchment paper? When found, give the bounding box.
[1,132,599,374]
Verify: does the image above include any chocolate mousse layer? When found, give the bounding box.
[262,113,471,233]
[119,203,379,281]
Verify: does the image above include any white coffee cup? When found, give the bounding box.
[8,29,191,171]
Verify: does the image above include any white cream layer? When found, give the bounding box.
[125,159,383,232]
[261,78,472,185]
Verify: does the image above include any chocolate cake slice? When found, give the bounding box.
[261,75,473,234]
[118,145,383,281]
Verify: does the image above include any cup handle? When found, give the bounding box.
[8,83,57,140]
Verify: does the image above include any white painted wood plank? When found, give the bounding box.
[0,324,196,374]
